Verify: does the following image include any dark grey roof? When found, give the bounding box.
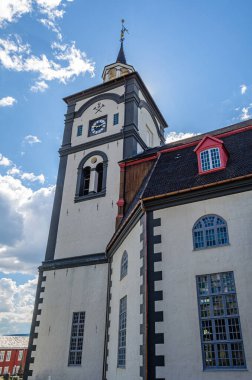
[142,128,252,199]
[116,42,127,64]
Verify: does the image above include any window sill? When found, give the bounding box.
[203,367,247,372]
[193,243,230,251]
[74,190,106,203]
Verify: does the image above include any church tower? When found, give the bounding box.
[24,23,167,380]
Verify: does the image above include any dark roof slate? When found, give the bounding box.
[142,129,252,199]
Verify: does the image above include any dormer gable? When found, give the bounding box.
[194,135,229,174]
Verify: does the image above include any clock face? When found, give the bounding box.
[89,117,107,136]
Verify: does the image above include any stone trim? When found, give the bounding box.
[45,155,68,262]
[103,259,113,380]
[146,211,165,379]
[24,271,46,380]
[75,93,124,118]
[42,252,107,271]
[139,216,147,379]
[59,132,123,156]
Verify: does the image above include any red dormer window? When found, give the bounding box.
[194,135,228,174]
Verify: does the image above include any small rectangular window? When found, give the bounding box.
[117,296,127,368]
[196,272,246,369]
[113,113,119,125]
[68,311,85,366]
[0,351,4,362]
[5,351,11,361]
[18,350,23,361]
[77,125,83,136]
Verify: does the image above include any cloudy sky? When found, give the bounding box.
[0,0,252,334]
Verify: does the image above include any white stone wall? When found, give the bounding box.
[154,191,252,380]
[30,264,108,380]
[138,89,162,148]
[71,87,125,147]
[106,221,144,380]
[54,140,122,259]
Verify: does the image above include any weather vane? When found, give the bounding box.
[120,19,129,43]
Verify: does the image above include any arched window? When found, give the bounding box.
[75,151,108,202]
[193,215,229,250]
[96,163,103,193]
[81,166,91,196]
[120,251,128,280]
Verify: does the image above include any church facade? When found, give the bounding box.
[24,42,252,380]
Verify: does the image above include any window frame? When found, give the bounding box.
[5,351,11,362]
[75,151,108,203]
[18,350,23,361]
[68,311,85,366]
[117,296,127,368]
[196,272,246,370]
[120,251,128,280]
[0,351,5,362]
[77,125,83,137]
[200,147,221,172]
[193,214,229,250]
[113,113,119,125]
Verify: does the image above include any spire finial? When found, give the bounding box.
[120,19,128,43]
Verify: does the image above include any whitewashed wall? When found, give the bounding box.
[106,220,143,380]
[30,264,108,380]
[154,190,252,380]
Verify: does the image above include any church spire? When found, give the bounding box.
[116,42,127,64]
[116,19,128,64]
[102,19,134,83]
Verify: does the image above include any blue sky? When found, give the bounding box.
[0,0,251,334]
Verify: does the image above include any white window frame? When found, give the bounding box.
[0,351,4,362]
[18,350,23,361]
[5,351,11,362]
[200,148,221,172]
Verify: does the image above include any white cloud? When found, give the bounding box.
[7,167,20,175]
[0,96,16,107]
[240,106,252,121]
[30,80,48,92]
[0,154,12,166]
[0,0,68,39]
[0,0,32,27]
[240,84,247,95]
[0,277,37,334]
[21,172,45,184]
[24,134,41,144]
[0,173,54,274]
[0,35,95,88]
[166,131,199,144]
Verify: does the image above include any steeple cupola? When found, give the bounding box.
[102,20,135,83]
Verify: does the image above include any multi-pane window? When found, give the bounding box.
[120,251,128,280]
[117,296,127,368]
[68,311,85,366]
[5,351,11,361]
[113,113,119,125]
[197,272,246,369]
[0,351,4,362]
[77,125,83,136]
[200,148,221,172]
[18,350,23,361]
[193,215,229,250]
